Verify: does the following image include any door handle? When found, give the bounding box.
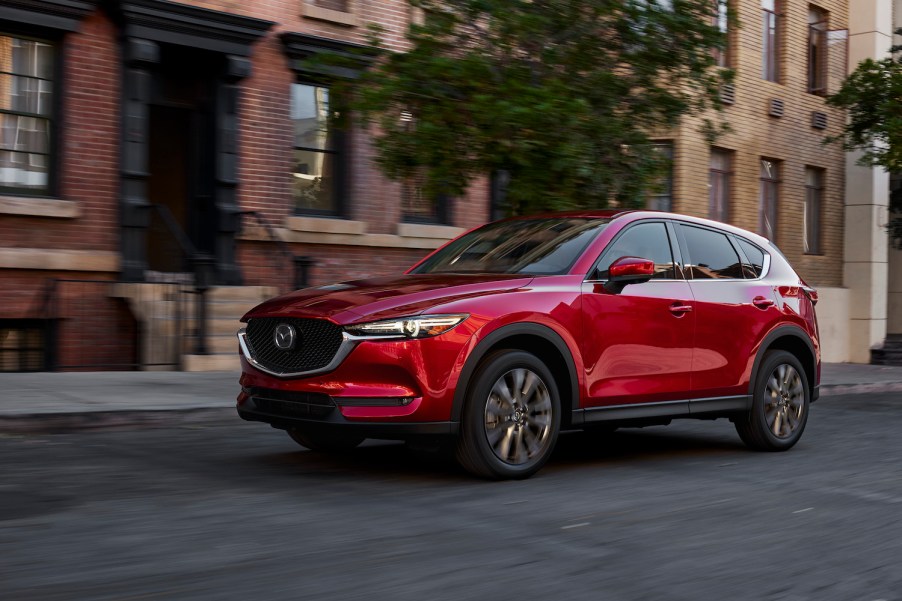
[752,296,775,309]
[669,302,693,316]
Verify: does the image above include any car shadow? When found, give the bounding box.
[249,423,749,483]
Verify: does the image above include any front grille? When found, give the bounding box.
[248,387,336,419]
[245,317,344,374]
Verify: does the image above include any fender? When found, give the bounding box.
[748,324,818,402]
[450,322,581,423]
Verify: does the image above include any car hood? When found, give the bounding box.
[242,274,534,324]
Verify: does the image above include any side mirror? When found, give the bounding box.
[604,256,655,292]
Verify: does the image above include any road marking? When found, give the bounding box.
[561,522,590,530]
[792,507,813,514]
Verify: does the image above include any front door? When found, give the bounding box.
[143,46,218,278]
[580,221,695,408]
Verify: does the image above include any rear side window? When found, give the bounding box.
[596,222,676,279]
[736,238,766,278]
[680,224,744,280]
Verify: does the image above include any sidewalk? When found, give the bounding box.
[1,363,901,433]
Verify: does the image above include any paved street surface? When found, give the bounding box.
[2,392,901,600]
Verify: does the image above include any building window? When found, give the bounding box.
[709,147,732,223]
[0,34,55,195]
[762,0,781,82]
[804,167,824,254]
[291,82,345,216]
[0,319,48,372]
[402,170,450,224]
[646,141,673,211]
[713,0,730,68]
[315,0,350,10]
[760,158,780,241]
[808,6,828,95]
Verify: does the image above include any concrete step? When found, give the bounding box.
[206,286,277,303]
[183,353,241,372]
[870,347,902,366]
[207,299,261,320]
[183,334,239,354]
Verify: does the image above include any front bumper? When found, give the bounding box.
[237,386,458,438]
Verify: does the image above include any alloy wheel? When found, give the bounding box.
[483,368,554,465]
[764,363,805,439]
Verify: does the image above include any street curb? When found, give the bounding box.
[0,407,235,435]
[818,383,902,397]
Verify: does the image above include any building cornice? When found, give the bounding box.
[0,0,99,32]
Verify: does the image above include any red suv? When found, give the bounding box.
[237,211,819,479]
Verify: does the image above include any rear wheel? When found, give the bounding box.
[287,428,364,452]
[735,350,809,451]
[456,350,561,479]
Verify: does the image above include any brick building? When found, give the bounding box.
[0,0,488,371]
[0,0,898,370]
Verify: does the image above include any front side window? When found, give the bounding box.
[760,158,780,241]
[762,0,781,82]
[597,222,676,280]
[680,224,744,279]
[808,6,828,94]
[804,167,824,254]
[412,218,609,275]
[0,34,54,195]
[646,142,673,211]
[291,82,344,215]
[709,147,732,223]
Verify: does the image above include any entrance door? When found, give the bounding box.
[147,105,192,274]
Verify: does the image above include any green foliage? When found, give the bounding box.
[324,0,731,215]
[827,28,902,247]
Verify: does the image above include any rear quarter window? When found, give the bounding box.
[735,238,766,279]
[680,224,744,280]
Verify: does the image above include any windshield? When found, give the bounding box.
[411,218,610,275]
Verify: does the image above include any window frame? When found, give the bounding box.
[587,219,684,283]
[675,222,747,281]
[804,166,825,255]
[761,0,782,83]
[759,158,781,242]
[289,79,348,218]
[807,6,828,95]
[708,147,733,223]
[712,0,731,68]
[0,30,61,198]
[646,141,674,212]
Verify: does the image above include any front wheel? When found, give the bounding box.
[735,350,810,451]
[456,350,561,479]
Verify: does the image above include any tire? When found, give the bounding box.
[455,350,561,479]
[735,350,810,451]
[287,428,364,452]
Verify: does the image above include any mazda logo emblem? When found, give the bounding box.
[273,323,297,351]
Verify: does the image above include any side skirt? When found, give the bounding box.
[573,395,751,424]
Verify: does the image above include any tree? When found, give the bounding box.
[328,0,730,215]
[827,28,902,248]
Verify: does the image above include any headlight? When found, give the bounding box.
[344,314,469,340]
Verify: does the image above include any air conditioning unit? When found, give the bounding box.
[769,98,784,118]
[811,111,828,129]
[720,83,735,105]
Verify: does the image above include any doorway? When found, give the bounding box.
[144,46,218,277]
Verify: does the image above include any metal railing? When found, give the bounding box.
[239,210,313,293]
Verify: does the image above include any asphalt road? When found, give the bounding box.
[1,393,901,601]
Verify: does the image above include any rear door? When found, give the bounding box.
[675,223,779,404]
[580,220,695,408]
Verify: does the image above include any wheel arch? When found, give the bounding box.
[749,326,818,401]
[451,323,580,427]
